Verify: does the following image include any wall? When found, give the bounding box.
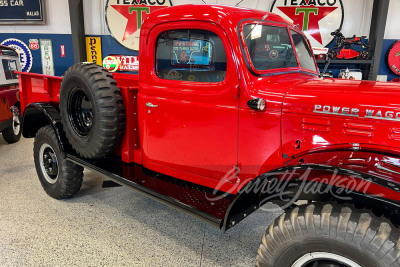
[0,0,74,76]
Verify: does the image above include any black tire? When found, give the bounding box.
[328,50,337,59]
[59,62,125,158]
[34,125,84,199]
[256,202,400,267]
[2,108,21,144]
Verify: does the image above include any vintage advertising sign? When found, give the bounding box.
[105,0,172,51]
[29,39,39,50]
[0,0,45,24]
[85,37,102,66]
[103,55,139,72]
[40,39,54,76]
[388,41,400,76]
[271,0,344,48]
[1,38,32,72]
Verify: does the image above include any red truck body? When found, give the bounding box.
[18,4,400,229]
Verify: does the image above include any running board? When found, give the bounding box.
[66,154,234,228]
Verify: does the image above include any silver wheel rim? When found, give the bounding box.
[39,143,59,184]
[291,252,361,267]
[12,112,20,135]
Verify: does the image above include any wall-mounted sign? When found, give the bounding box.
[85,37,102,66]
[105,0,172,51]
[271,0,344,48]
[103,55,139,72]
[40,39,54,76]
[60,45,65,58]
[0,0,45,24]
[29,39,39,50]
[1,38,32,72]
[388,41,400,76]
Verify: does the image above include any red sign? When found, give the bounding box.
[388,41,400,76]
[29,39,39,50]
[60,45,65,57]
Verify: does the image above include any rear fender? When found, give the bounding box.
[22,103,68,154]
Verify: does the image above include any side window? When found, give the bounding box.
[290,30,317,72]
[156,29,227,83]
[2,59,18,80]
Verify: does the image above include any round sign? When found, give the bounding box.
[103,56,119,72]
[105,0,172,51]
[271,0,344,48]
[388,41,400,76]
[1,38,33,72]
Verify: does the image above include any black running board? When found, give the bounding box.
[66,154,234,229]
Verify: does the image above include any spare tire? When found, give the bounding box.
[59,63,125,158]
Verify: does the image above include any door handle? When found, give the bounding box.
[146,102,158,108]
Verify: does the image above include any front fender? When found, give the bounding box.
[22,103,67,153]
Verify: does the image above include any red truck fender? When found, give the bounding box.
[22,103,68,154]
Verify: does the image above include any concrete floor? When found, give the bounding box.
[0,136,282,266]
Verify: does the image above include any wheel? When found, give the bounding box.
[59,62,125,158]
[358,51,369,60]
[256,202,400,267]
[33,125,84,199]
[2,106,21,144]
[328,50,337,59]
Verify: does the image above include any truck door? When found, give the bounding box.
[141,22,239,185]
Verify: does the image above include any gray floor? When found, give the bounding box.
[0,136,282,266]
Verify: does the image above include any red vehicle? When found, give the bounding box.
[0,45,21,144]
[18,5,400,267]
[328,29,369,60]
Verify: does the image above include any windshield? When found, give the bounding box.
[241,23,317,73]
[242,24,298,71]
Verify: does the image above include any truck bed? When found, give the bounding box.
[18,71,141,163]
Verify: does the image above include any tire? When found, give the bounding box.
[59,62,125,158]
[34,125,84,199]
[256,202,400,267]
[2,107,21,144]
[328,50,337,60]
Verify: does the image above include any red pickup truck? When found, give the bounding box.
[18,5,400,267]
[0,45,21,144]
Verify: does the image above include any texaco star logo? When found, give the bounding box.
[271,0,344,48]
[106,0,172,51]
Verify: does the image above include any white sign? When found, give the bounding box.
[105,0,172,51]
[40,39,54,76]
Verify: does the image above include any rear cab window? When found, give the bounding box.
[240,21,317,75]
[156,29,227,83]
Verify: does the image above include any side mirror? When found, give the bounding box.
[247,98,266,111]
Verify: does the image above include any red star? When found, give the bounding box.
[111,5,167,42]
[277,5,338,45]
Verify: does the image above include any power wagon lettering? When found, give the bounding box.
[314,105,400,121]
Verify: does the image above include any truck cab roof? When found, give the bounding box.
[145,4,295,29]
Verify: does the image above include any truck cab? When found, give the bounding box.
[0,45,21,144]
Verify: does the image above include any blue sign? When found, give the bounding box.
[1,38,33,72]
[0,0,44,24]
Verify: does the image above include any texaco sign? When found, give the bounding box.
[271,0,344,48]
[106,0,172,51]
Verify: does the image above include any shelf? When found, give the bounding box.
[316,59,373,64]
